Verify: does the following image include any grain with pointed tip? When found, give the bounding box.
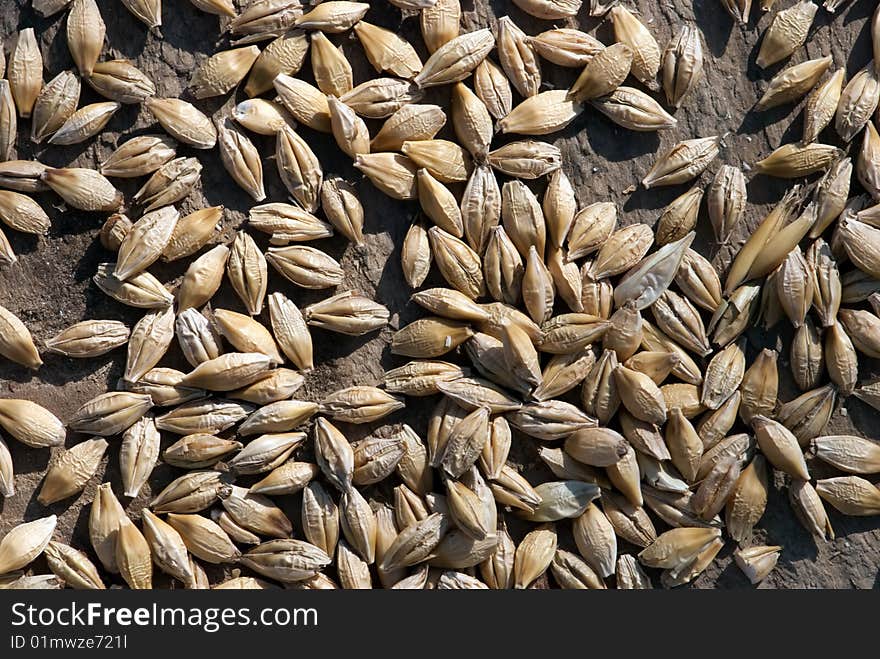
[245,30,308,97]
[752,416,810,480]
[44,541,105,590]
[354,21,421,79]
[86,59,154,104]
[166,514,240,565]
[101,134,177,179]
[355,152,418,200]
[813,160,852,238]
[163,434,242,470]
[180,352,273,391]
[340,77,422,119]
[496,18,541,101]
[836,64,880,142]
[125,307,175,383]
[642,136,721,189]
[529,28,602,68]
[592,85,677,131]
[824,320,858,396]
[815,476,880,516]
[0,515,57,576]
[31,70,79,144]
[0,82,15,162]
[132,157,201,212]
[216,120,265,201]
[190,46,260,99]
[417,169,463,237]
[481,227,520,305]
[499,90,582,136]
[656,187,702,246]
[38,438,108,505]
[427,227,484,300]
[274,75,331,132]
[226,231,267,315]
[145,98,216,149]
[662,25,703,108]
[295,1,368,32]
[401,222,431,289]
[0,191,48,237]
[371,103,445,152]
[755,143,843,178]
[42,167,122,212]
[8,29,42,119]
[701,338,746,410]
[321,177,363,244]
[803,67,844,144]
[472,58,512,122]
[415,28,495,89]
[757,56,832,111]
[49,101,120,146]
[89,483,125,573]
[327,95,370,158]
[421,0,460,53]
[569,43,632,103]
[121,0,161,29]
[514,524,556,588]
[756,0,817,69]
[0,304,41,370]
[213,308,283,364]
[488,140,562,179]
[609,5,660,90]
[304,290,388,336]
[115,522,152,590]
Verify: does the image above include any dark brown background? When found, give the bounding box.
[0,0,878,588]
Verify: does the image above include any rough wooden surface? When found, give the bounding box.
[0,0,878,588]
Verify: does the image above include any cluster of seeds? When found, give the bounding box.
[0,0,879,590]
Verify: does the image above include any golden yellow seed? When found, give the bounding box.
[756,0,818,69]
[610,5,660,90]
